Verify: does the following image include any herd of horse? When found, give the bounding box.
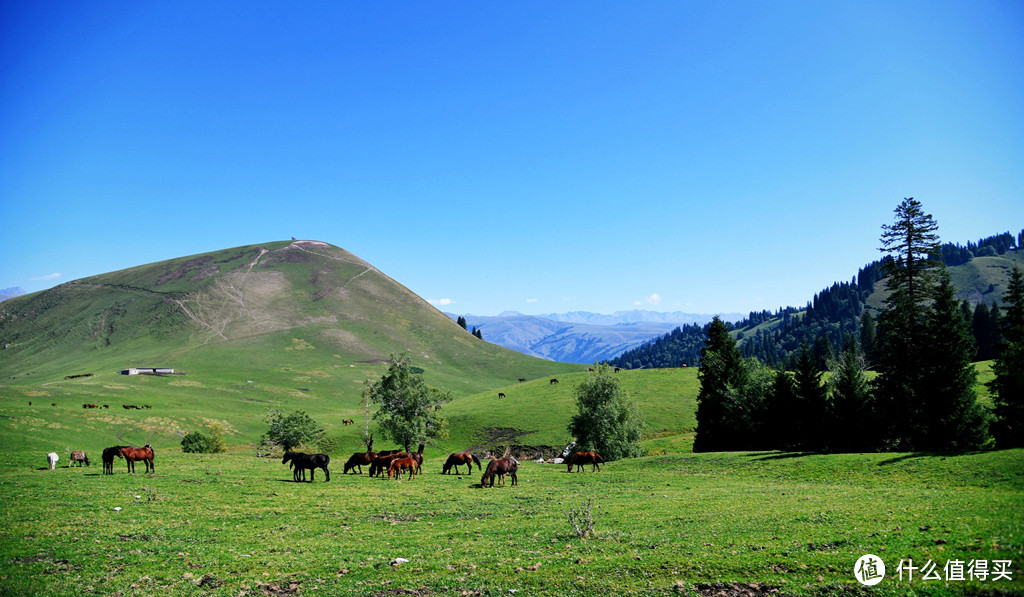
[286,439,605,488]
[50,441,605,487]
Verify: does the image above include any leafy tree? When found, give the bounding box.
[989,265,1024,447]
[263,409,324,452]
[181,430,218,454]
[567,364,644,460]
[364,353,450,452]
[918,268,988,450]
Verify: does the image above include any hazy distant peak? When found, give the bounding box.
[0,287,26,302]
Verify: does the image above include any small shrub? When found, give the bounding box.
[181,431,212,454]
[567,497,596,539]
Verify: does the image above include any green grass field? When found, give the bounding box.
[1,363,1021,596]
[0,448,1021,596]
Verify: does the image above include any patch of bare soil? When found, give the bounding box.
[469,427,561,459]
[684,583,785,596]
[257,580,302,596]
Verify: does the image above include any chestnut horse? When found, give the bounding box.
[567,451,604,472]
[442,451,482,475]
[343,451,377,474]
[118,445,155,474]
[481,457,518,488]
[387,456,420,480]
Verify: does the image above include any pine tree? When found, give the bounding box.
[765,368,800,450]
[873,197,943,449]
[828,334,873,452]
[793,341,828,451]
[919,267,988,450]
[693,317,742,452]
[457,316,468,330]
[860,311,877,367]
[989,265,1024,447]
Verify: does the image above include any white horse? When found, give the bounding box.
[46,452,59,470]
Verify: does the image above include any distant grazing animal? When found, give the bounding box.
[481,457,518,488]
[518,378,526,383]
[567,451,604,473]
[434,404,442,411]
[497,392,506,398]
[614,367,621,373]
[46,452,59,470]
[102,446,129,475]
[343,451,377,474]
[69,450,90,467]
[51,403,57,407]
[387,456,420,480]
[549,378,559,385]
[283,452,330,482]
[118,445,155,474]
[342,419,354,425]
[442,451,482,475]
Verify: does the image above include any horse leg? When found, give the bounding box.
[323,466,330,482]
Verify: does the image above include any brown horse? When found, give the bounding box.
[343,451,377,474]
[118,445,155,474]
[69,450,90,467]
[387,456,420,480]
[481,457,518,488]
[369,452,404,477]
[567,451,604,472]
[442,451,482,475]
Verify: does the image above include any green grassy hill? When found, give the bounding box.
[0,240,580,453]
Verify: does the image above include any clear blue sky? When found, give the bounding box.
[2,2,1022,316]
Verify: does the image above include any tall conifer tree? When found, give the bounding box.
[989,265,1024,447]
[693,316,742,452]
[873,198,942,449]
[920,267,987,450]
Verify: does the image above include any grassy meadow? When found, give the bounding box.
[0,447,1021,596]
[1,363,1022,595]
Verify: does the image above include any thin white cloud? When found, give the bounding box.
[427,298,455,307]
[643,293,662,306]
[526,298,538,303]
[31,273,61,281]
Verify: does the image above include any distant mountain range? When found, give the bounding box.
[448,310,741,364]
[0,287,25,302]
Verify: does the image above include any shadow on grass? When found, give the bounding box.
[877,450,991,466]
[746,452,819,461]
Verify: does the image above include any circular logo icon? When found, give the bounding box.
[854,554,886,586]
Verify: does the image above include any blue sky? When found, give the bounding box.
[2,2,1022,316]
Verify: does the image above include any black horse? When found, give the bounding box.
[282,452,330,482]
[102,445,130,475]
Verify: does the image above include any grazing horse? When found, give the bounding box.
[549,378,559,385]
[283,452,330,482]
[342,419,354,425]
[118,445,155,474]
[46,452,59,470]
[102,446,128,475]
[387,456,420,480]
[567,451,604,472]
[69,450,90,467]
[481,457,518,488]
[442,451,482,475]
[369,452,406,477]
[343,451,377,474]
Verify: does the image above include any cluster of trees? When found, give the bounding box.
[694,198,1022,452]
[456,316,483,339]
[941,231,1021,265]
[611,227,1021,372]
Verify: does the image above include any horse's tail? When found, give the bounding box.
[416,443,425,455]
[472,454,482,472]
